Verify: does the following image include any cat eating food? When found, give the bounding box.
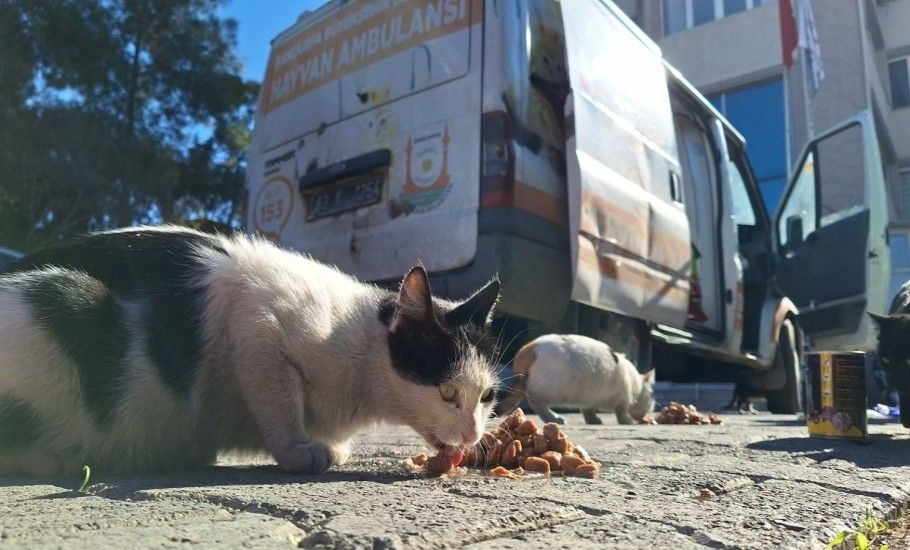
[0,226,501,475]
[494,334,654,425]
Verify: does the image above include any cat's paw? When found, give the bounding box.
[581,409,603,425]
[274,440,335,474]
[330,443,352,466]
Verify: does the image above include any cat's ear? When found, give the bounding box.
[447,276,501,329]
[869,312,891,326]
[391,264,434,331]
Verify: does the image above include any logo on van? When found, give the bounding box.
[402,124,451,212]
[253,175,294,241]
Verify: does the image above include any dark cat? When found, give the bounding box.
[870,282,910,424]
[870,312,910,394]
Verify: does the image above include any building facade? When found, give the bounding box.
[616,0,910,299]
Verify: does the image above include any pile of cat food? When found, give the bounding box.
[640,402,722,425]
[411,408,600,479]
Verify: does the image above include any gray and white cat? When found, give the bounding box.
[495,334,654,425]
[0,226,501,475]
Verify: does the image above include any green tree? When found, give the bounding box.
[0,0,258,251]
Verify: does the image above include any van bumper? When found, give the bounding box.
[429,209,572,324]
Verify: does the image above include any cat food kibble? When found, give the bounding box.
[501,440,521,468]
[543,422,562,443]
[425,454,455,476]
[649,402,723,425]
[522,456,551,474]
[560,454,585,475]
[411,453,428,467]
[541,451,562,470]
[488,466,518,479]
[411,407,600,479]
[549,437,572,454]
[533,434,549,454]
[573,463,598,478]
[515,418,540,437]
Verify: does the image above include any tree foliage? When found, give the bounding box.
[0,0,258,251]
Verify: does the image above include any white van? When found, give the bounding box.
[245,0,890,413]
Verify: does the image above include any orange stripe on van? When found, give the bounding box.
[576,237,689,303]
[513,182,567,226]
[579,190,690,268]
[261,0,482,115]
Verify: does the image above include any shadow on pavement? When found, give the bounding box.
[747,434,910,469]
[746,416,905,428]
[0,462,419,499]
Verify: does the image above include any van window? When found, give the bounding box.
[778,151,817,248]
[678,117,716,237]
[725,151,756,226]
[817,124,865,227]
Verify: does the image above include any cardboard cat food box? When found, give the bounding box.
[806,351,867,440]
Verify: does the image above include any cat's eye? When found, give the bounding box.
[480,388,495,403]
[439,383,457,402]
[882,357,891,364]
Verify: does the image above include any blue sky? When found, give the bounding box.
[221,0,329,81]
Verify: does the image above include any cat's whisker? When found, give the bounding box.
[494,329,530,366]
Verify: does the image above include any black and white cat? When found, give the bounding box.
[0,226,501,475]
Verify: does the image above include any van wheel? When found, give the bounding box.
[766,319,802,414]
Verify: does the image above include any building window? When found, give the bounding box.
[663,0,770,35]
[890,57,910,109]
[664,0,687,35]
[901,170,910,219]
[724,0,748,16]
[709,79,787,211]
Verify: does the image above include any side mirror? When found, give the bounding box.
[786,215,804,249]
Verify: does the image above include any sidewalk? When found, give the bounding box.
[2,413,909,549]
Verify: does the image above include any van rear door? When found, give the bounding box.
[562,0,692,329]
[774,112,890,350]
[247,0,483,282]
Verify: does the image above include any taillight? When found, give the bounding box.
[480,111,514,208]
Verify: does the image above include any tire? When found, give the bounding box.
[766,319,802,414]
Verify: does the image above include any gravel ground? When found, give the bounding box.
[2,411,910,549]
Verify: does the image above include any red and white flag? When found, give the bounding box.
[779,0,798,68]
[796,0,825,92]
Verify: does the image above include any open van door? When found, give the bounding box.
[773,112,890,350]
[563,0,692,329]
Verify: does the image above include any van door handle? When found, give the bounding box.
[669,172,682,203]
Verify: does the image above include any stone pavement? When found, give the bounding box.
[2,413,910,549]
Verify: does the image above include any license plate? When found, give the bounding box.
[303,173,383,221]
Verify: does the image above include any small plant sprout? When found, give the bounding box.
[76,465,91,493]
[827,509,891,550]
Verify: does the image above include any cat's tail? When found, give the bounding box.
[494,340,537,417]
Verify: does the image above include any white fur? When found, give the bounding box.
[522,334,654,425]
[0,227,498,474]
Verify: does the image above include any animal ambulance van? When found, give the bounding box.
[245,0,890,413]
